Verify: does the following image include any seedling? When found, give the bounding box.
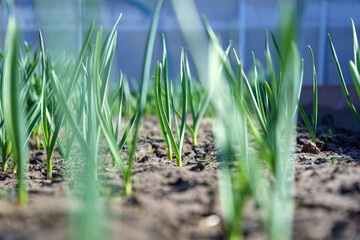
[171,45,215,146]
[154,42,187,167]
[96,0,164,194]
[202,2,300,237]
[328,19,360,125]
[206,37,251,239]
[298,46,318,142]
[39,30,66,179]
[0,102,12,171]
[0,36,42,171]
[183,54,211,146]
[2,15,28,205]
[103,72,138,167]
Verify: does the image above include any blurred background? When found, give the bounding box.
[1,0,360,86]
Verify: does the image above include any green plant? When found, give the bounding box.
[181,53,211,145]
[0,98,12,171]
[2,15,28,205]
[0,36,43,171]
[49,22,109,240]
[202,2,300,237]
[39,30,66,179]
[51,16,117,181]
[37,16,97,177]
[328,19,360,125]
[53,0,163,198]
[206,35,250,240]
[21,42,43,149]
[103,72,138,167]
[120,0,164,193]
[154,40,187,167]
[298,46,318,142]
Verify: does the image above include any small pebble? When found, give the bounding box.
[200,214,221,228]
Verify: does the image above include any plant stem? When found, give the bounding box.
[46,152,52,179]
[176,155,182,167]
[124,176,132,197]
[229,226,243,240]
[168,148,173,160]
[18,179,28,205]
[192,132,198,146]
[2,156,8,171]
[112,156,117,167]
[2,145,9,171]
[36,135,40,149]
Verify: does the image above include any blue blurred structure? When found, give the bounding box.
[1,0,360,86]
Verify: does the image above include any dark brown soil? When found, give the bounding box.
[0,117,359,240]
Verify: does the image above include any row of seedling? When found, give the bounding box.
[0,0,163,206]
[200,3,301,238]
[168,1,360,239]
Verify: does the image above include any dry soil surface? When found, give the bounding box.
[0,117,359,240]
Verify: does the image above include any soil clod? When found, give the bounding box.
[301,142,321,153]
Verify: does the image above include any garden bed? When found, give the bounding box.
[0,116,359,240]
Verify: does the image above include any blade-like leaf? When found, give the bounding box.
[308,46,318,132]
[328,34,360,125]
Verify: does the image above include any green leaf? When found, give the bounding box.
[128,0,164,163]
[50,70,91,155]
[162,34,172,125]
[154,63,173,159]
[350,61,360,101]
[265,31,277,96]
[270,31,284,67]
[351,19,360,71]
[203,16,267,134]
[328,33,360,125]
[298,102,316,142]
[2,16,28,205]
[308,45,318,133]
